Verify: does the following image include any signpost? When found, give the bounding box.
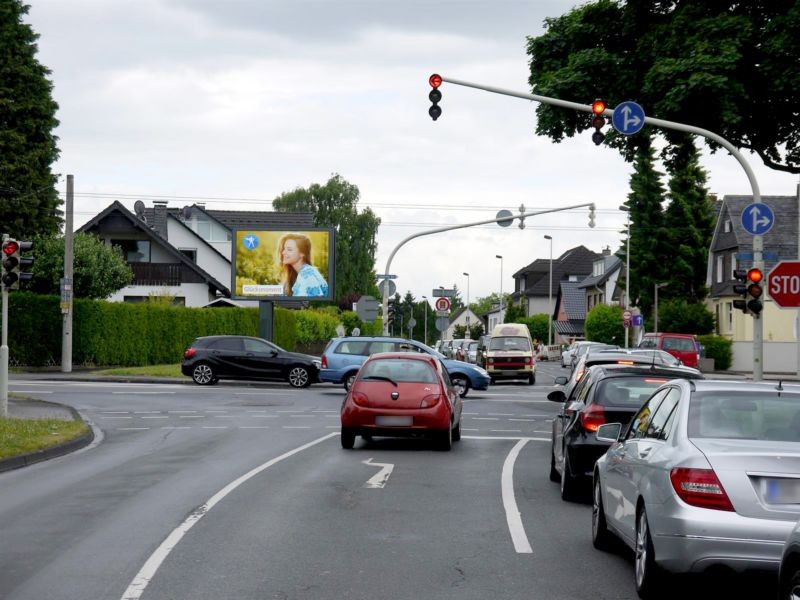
[434,297,451,312]
[432,288,456,298]
[379,280,396,297]
[611,101,645,136]
[768,262,800,308]
[741,202,775,236]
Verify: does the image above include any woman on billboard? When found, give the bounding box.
[278,233,329,297]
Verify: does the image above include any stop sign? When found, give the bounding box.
[767,261,800,308]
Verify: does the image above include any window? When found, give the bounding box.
[730,255,737,279]
[337,340,370,356]
[244,338,276,353]
[179,248,197,262]
[724,219,732,233]
[645,388,681,439]
[725,302,733,333]
[689,391,800,441]
[662,337,695,352]
[359,359,438,383]
[208,338,243,351]
[368,341,396,354]
[716,255,723,283]
[112,239,151,262]
[627,388,669,440]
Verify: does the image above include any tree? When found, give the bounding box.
[585,304,624,345]
[453,322,484,341]
[272,174,381,302]
[504,298,526,323]
[471,292,505,317]
[518,315,550,344]
[30,234,133,299]
[651,299,715,335]
[527,1,800,173]
[0,1,62,238]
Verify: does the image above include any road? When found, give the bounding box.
[1,362,775,599]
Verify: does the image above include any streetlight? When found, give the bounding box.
[422,295,428,345]
[654,282,668,334]
[620,206,632,348]
[544,236,553,347]
[463,272,470,338]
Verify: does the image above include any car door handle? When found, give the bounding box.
[639,447,652,458]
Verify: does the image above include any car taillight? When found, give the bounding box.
[669,468,734,512]
[351,391,369,407]
[579,404,606,432]
[420,394,442,408]
[321,355,328,369]
[184,347,196,359]
[575,367,586,382]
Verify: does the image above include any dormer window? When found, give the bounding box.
[723,219,732,233]
[592,260,604,277]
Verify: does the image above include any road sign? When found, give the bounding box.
[623,320,630,328]
[355,295,380,322]
[379,280,396,297]
[622,309,632,322]
[407,318,416,329]
[767,261,800,308]
[612,101,645,135]
[435,316,449,332]
[376,274,398,280]
[741,202,774,235]
[435,310,449,317]
[496,209,514,228]
[632,315,644,327]
[435,297,451,311]
[432,288,456,298]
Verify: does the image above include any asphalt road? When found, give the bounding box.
[1,363,776,599]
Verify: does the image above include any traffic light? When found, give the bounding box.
[746,268,764,315]
[732,268,749,313]
[591,98,606,146]
[588,204,596,228]
[1,239,33,290]
[428,73,442,121]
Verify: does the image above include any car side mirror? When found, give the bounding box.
[596,423,623,443]
[554,375,568,385]
[270,350,279,357]
[547,390,566,403]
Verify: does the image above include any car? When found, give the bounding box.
[548,363,704,501]
[451,339,470,361]
[339,352,462,450]
[485,323,536,384]
[779,519,800,600]
[475,335,491,368]
[181,335,320,387]
[561,340,597,368]
[569,342,618,371]
[466,341,478,364]
[639,332,700,369]
[593,380,800,598]
[319,336,491,397]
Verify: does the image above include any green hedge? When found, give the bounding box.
[697,334,732,371]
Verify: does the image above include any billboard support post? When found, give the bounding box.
[259,301,274,342]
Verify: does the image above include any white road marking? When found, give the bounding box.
[283,426,311,429]
[246,409,267,412]
[204,410,227,413]
[462,412,480,415]
[100,411,130,414]
[502,439,532,554]
[119,433,337,600]
[277,409,304,413]
[168,411,197,414]
[12,390,53,393]
[488,413,514,416]
[100,416,133,419]
[202,426,228,429]
[113,392,174,395]
[289,415,316,418]
[212,415,234,418]
[362,458,395,489]
[179,415,204,419]
[240,426,270,429]
[161,426,191,430]
[471,417,500,421]
[462,428,481,431]
[509,418,537,422]
[134,411,161,414]
[251,414,278,418]
[312,410,336,413]
[492,430,522,433]
[141,416,169,420]
[117,427,150,431]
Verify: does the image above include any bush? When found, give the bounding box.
[294,309,340,345]
[697,334,732,371]
[517,315,550,344]
[651,300,715,334]
[585,304,624,345]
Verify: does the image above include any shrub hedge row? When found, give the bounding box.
[697,334,733,371]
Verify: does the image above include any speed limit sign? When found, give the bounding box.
[435,297,451,312]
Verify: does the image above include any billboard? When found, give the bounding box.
[231,228,335,301]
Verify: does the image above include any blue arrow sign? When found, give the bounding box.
[612,101,645,135]
[242,234,260,250]
[741,202,775,235]
[632,315,644,327]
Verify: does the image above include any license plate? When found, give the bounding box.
[765,478,800,504]
[375,416,412,426]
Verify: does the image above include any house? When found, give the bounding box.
[551,281,588,344]
[705,191,800,372]
[482,303,505,333]
[78,200,314,307]
[445,306,482,340]
[577,250,623,311]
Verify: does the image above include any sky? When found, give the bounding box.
[25,0,799,304]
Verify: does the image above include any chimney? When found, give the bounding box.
[602,246,611,256]
[153,200,168,239]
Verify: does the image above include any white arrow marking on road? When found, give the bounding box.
[502,439,533,553]
[362,457,395,489]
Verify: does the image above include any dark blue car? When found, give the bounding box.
[320,336,491,397]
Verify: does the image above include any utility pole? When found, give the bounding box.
[1,233,8,417]
[62,174,74,372]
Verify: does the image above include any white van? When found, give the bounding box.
[486,323,535,384]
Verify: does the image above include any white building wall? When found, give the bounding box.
[527,296,556,317]
[167,220,231,286]
[107,283,214,307]
[445,309,480,340]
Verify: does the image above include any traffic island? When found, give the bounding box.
[0,397,94,473]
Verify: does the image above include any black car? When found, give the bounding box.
[181,335,321,388]
[548,363,704,501]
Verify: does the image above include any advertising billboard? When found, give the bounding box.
[231,228,335,301]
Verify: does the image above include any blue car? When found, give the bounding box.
[320,336,491,397]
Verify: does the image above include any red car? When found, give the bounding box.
[340,353,463,451]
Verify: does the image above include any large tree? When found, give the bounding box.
[0,1,61,238]
[272,174,380,303]
[526,0,800,173]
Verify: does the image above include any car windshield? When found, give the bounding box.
[688,391,800,441]
[359,359,438,384]
[489,337,531,351]
[594,376,671,407]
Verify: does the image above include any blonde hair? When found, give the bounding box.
[277,232,313,296]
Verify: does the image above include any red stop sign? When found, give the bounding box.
[767,261,800,308]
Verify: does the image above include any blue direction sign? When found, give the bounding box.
[612,101,645,135]
[741,202,775,235]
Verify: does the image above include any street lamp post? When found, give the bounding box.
[544,235,553,347]
[654,282,668,334]
[422,295,428,345]
[463,272,470,338]
[495,254,503,327]
[620,206,632,348]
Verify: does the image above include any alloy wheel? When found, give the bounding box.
[193,364,214,385]
[635,511,648,589]
[288,367,309,388]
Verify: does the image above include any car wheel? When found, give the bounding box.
[343,372,357,391]
[452,420,461,442]
[560,454,581,501]
[635,506,663,598]
[438,425,453,451]
[341,428,355,449]
[781,568,800,600]
[191,362,216,385]
[451,375,470,398]
[287,366,311,388]
[528,374,535,385]
[592,477,614,551]
[549,447,560,482]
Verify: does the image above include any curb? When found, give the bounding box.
[0,403,96,474]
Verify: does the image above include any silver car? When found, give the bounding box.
[779,519,800,600]
[592,379,800,599]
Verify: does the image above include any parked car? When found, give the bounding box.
[548,363,704,501]
[569,342,618,371]
[340,352,462,450]
[561,340,597,368]
[475,335,491,368]
[319,336,491,397]
[451,339,470,361]
[593,380,800,598]
[181,335,320,388]
[779,519,800,600]
[639,332,700,369]
[466,341,478,364]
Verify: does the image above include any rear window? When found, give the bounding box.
[688,391,800,441]
[336,340,370,355]
[489,337,531,352]
[662,337,696,352]
[594,376,671,407]
[359,359,438,383]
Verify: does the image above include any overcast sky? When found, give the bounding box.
[26,0,799,304]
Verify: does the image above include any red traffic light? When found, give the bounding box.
[747,268,763,283]
[2,240,19,256]
[429,73,442,89]
[592,99,606,115]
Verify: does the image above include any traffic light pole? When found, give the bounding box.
[380,203,596,335]
[1,233,7,417]
[439,75,765,380]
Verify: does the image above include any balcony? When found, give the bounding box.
[130,262,182,286]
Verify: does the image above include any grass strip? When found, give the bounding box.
[0,417,90,460]
[94,364,183,377]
